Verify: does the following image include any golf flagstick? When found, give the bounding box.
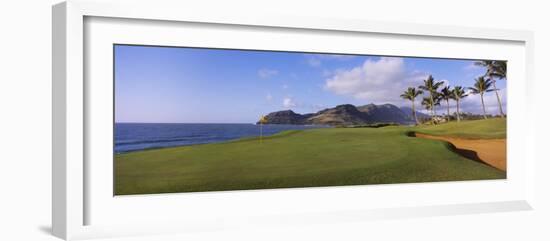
[259,115,267,144]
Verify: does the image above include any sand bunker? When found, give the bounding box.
[414,133,506,171]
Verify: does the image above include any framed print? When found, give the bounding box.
[52,0,535,240]
[113,45,508,196]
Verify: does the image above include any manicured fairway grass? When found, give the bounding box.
[115,119,506,195]
[413,118,506,139]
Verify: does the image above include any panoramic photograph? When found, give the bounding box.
[114,44,507,195]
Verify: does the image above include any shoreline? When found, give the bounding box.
[114,122,399,154]
[115,129,307,154]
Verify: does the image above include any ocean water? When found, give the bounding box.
[115,123,328,153]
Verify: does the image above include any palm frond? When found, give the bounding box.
[470,76,494,95]
[467,87,479,93]
[451,86,468,100]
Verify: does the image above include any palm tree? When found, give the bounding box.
[475,60,506,117]
[421,97,432,123]
[468,76,494,119]
[432,92,442,119]
[421,95,441,124]
[451,86,468,122]
[418,75,444,123]
[490,61,507,79]
[440,86,453,122]
[400,87,423,125]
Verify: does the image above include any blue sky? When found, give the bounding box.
[115,45,507,123]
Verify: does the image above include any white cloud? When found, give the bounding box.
[324,57,427,105]
[265,93,273,102]
[307,57,321,67]
[440,79,450,87]
[282,84,289,90]
[459,87,507,115]
[283,97,296,108]
[305,54,355,68]
[258,68,278,78]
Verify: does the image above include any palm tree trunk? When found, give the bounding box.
[446,100,450,122]
[430,93,435,124]
[492,80,505,118]
[412,99,418,125]
[480,93,487,119]
[432,101,437,124]
[456,100,460,122]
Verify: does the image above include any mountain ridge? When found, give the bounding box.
[259,103,426,126]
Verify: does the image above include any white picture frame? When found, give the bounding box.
[52,1,536,240]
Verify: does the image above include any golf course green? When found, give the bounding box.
[414,118,506,139]
[115,118,506,195]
